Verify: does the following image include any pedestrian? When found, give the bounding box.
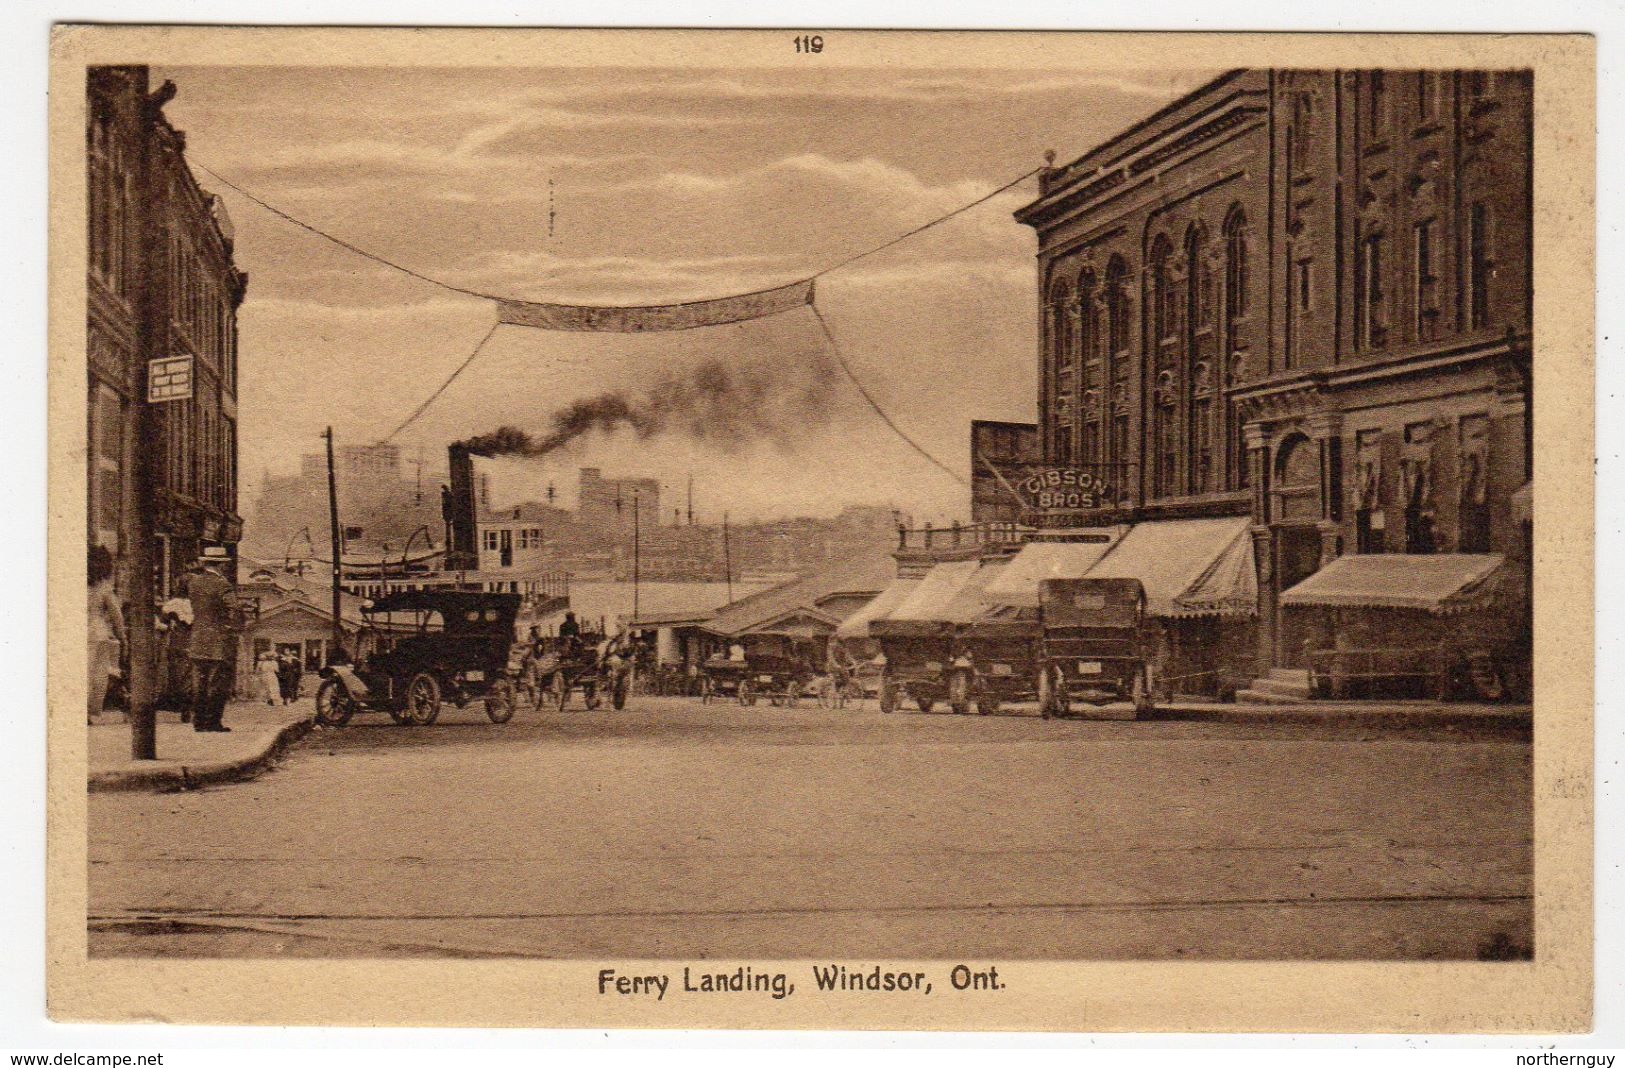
[558,611,581,655]
[276,649,303,704]
[181,546,241,733]
[254,651,280,705]
[87,545,125,723]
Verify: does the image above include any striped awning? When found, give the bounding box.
[1280,553,1507,614]
[834,577,921,639]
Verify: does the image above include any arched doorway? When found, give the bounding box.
[1272,433,1324,666]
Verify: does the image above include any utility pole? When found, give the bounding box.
[632,489,641,622]
[686,473,694,526]
[126,86,165,761]
[722,511,733,602]
[324,427,344,661]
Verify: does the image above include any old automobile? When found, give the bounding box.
[1037,577,1156,719]
[314,589,524,726]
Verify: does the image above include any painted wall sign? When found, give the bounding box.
[146,356,194,402]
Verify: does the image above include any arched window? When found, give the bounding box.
[1149,236,1174,344]
[1105,256,1130,367]
[1077,269,1098,391]
[1046,277,1075,464]
[1191,362,1215,494]
[1186,222,1213,331]
[1273,433,1321,523]
[1223,208,1251,489]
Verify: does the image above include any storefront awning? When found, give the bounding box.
[834,576,922,639]
[983,533,1125,608]
[1085,516,1254,618]
[937,558,1011,623]
[1172,527,1258,618]
[887,560,983,622]
[1280,553,1506,613]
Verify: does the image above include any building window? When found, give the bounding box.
[1418,71,1442,125]
[1367,70,1389,140]
[1413,218,1439,340]
[1354,428,1386,553]
[1191,380,1214,494]
[1292,90,1316,158]
[1188,224,1214,330]
[1112,409,1130,498]
[1052,423,1075,466]
[1358,230,1388,350]
[1106,256,1131,363]
[1468,201,1492,329]
[1082,420,1101,470]
[1224,209,1250,322]
[1231,407,1250,491]
[482,530,500,552]
[1459,414,1492,552]
[89,383,123,550]
[1150,237,1175,343]
[1154,373,1178,498]
[1402,421,1436,553]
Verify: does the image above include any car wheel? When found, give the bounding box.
[485,679,516,723]
[405,672,442,726]
[612,672,629,711]
[879,677,897,715]
[916,697,935,715]
[314,678,353,727]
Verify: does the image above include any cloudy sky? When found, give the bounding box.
[157,64,1211,526]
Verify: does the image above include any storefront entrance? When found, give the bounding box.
[1274,524,1323,667]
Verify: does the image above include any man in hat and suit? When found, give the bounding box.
[182,546,241,732]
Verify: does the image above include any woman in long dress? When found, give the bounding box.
[254,651,281,706]
[87,545,125,722]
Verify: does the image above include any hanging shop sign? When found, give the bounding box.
[146,356,193,402]
[1016,467,1112,512]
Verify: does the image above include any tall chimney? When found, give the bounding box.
[447,444,479,571]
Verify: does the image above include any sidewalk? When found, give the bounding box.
[1151,699,1532,731]
[89,696,314,792]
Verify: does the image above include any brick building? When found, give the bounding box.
[1011,69,1532,697]
[88,66,248,594]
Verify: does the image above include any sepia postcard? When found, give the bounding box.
[46,25,1594,1032]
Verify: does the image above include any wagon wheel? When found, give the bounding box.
[915,691,935,714]
[611,671,629,711]
[783,683,798,709]
[485,679,516,724]
[552,670,569,712]
[948,670,971,716]
[738,678,756,707]
[404,672,442,726]
[314,677,354,727]
[878,676,897,715]
[584,681,601,711]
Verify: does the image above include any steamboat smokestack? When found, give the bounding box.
[447,444,479,572]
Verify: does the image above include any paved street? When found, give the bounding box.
[88,696,1531,961]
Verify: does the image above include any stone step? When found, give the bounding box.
[1233,687,1307,705]
[1248,676,1313,698]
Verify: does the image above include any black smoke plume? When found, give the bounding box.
[456,344,843,459]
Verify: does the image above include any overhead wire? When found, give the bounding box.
[197,157,1040,474]
[809,303,969,488]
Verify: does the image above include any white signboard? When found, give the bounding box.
[147,356,193,402]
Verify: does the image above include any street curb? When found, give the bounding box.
[88,715,315,793]
[1146,704,1532,732]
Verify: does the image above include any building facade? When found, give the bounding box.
[88,66,248,596]
[1015,69,1532,693]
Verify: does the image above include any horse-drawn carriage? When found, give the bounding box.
[521,632,632,711]
[700,635,818,707]
[314,589,525,727]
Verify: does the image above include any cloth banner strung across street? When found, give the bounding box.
[497,278,815,332]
